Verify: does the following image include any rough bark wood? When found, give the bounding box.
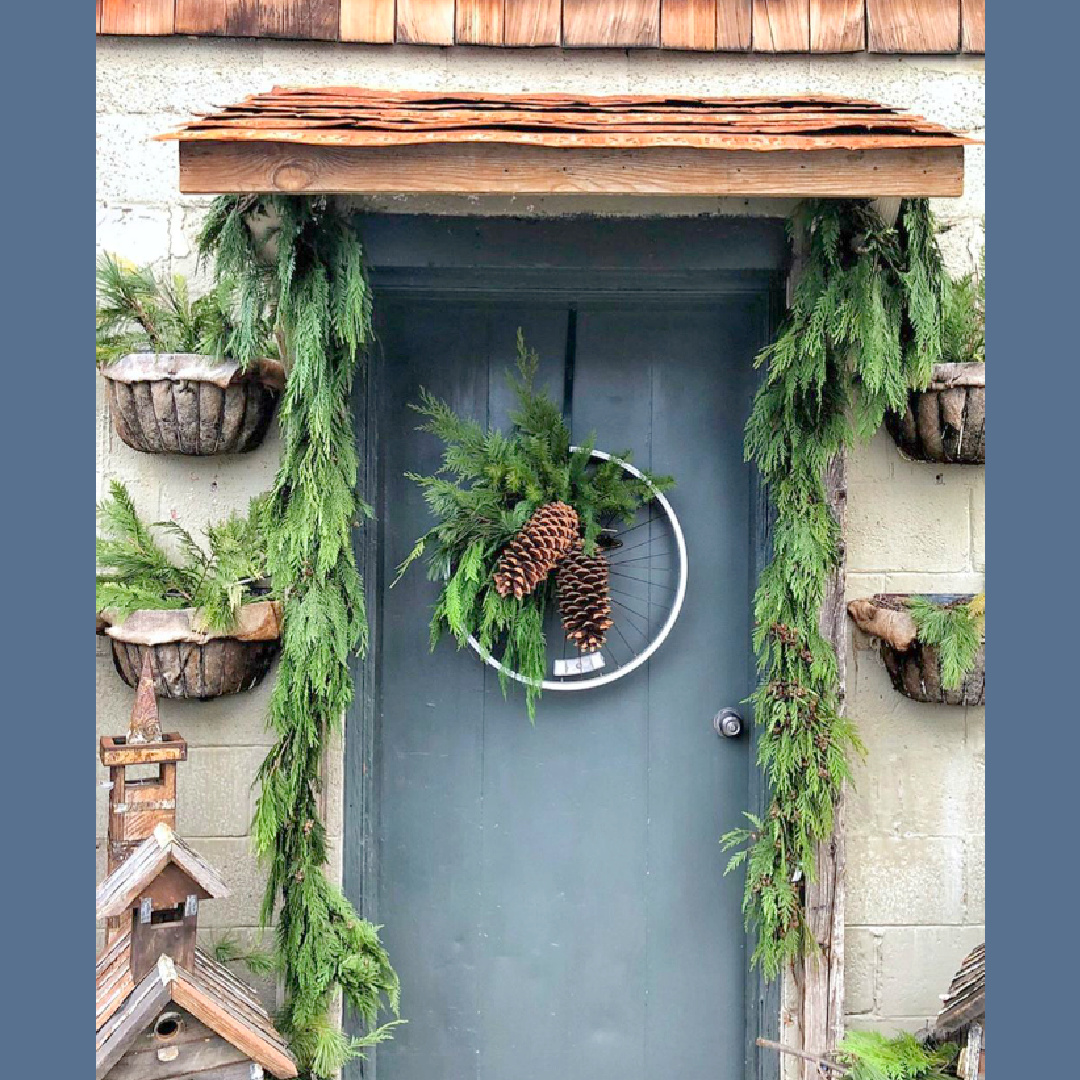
[867,0,960,52]
[810,0,865,51]
[110,639,279,699]
[563,0,662,46]
[504,0,562,43]
[175,1,228,35]
[99,0,175,35]
[882,639,985,705]
[179,140,965,196]
[458,0,505,43]
[960,0,984,52]
[884,362,985,463]
[846,596,918,650]
[662,0,718,49]
[339,0,397,41]
[716,0,753,48]
[752,0,811,51]
[397,0,456,43]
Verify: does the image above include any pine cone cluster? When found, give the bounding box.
[556,545,614,654]
[493,501,580,599]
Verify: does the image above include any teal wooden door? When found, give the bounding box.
[348,218,783,1080]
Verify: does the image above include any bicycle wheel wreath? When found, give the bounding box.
[396,334,681,719]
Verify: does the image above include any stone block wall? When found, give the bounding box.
[96,36,984,1036]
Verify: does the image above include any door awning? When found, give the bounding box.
[160,88,976,198]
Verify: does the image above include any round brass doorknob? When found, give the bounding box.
[713,708,744,738]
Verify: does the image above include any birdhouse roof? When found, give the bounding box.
[933,942,985,1040]
[96,823,229,920]
[96,940,297,1079]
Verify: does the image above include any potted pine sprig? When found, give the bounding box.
[886,248,985,463]
[96,253,284,455]
[97,480,282,699]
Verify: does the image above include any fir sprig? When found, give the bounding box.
[838,1031,957,1080]
[907,593,984,689]
[726,199,948,979]
[400,333,671,719]
[199,195,398,1078]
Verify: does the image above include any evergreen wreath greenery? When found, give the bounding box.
[396,334,671,719]
[198,195,399,1078]
[837,1031,957,1080]
[96,479,270,631]
[907,593,984,690]
[722,198,949,980]
[941,243,984,365]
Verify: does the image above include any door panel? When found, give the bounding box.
[367,287,766,1080]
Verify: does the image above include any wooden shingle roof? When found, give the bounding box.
[934,942,985,1039]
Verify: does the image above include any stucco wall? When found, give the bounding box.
[96,36,985,1037]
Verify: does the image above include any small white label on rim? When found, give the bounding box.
[553,653,606,677]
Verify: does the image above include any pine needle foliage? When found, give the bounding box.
[723,199,948,979]
[907,593,984,689]
[95,252,275,367]
[198,195,398,1079]
[212,933,282,979]
[837,1031,957,1080]
[399,333,670,719]
[941,244,984,365]
[96,479,270,631]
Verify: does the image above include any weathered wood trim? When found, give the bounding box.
[178,140,964,196]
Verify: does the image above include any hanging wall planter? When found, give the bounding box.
[101,352,285,455]
[102,600,282,699]
[884,363,985,464]
[848,593,985,706]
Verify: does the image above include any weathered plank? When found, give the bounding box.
[179,140,965,197]
[810,0,865,51]
[340,0,396,41]
[716,0,753,48]
[504,0,562,43]
[662,0,718,49]
[753,0,810,51]
[254,0,339,38]
[97,0,104,33]
[868,0,960,52]
[397,0,456,43]
[175,0,227,35]
[563,0,662,47]
[960,0,984,52]
[99,0,175,35]
[457,0,505,43]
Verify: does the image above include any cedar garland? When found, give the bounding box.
[198,196,399,1078]
[723,199,948,979]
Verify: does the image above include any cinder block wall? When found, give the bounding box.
[96,38,984,1032]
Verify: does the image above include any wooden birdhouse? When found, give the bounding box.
[95,824,297,1080]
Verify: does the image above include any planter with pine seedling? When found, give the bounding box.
[97,480,282,699]
[97,254,284,455]
[847,593,985,706]
[885,254,985,464]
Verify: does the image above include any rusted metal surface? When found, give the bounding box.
[161,88,977,153]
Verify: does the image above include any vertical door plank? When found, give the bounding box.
[810,0,865,51]
[341,0,397,41]
[99,0,176,35]
[961,0,984,52]
[457,0,505,44]
[752,0,810,51]
[662,0,718,50]
[504,0,561,44]
[563,1,661,47]
[867,0,960,52]
[257,0,339,39]
[176,1,227,35]
[716,0,753,49]
[398,0,456,43]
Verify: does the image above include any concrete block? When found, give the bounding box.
[881,572,985,596]
[97,202,171,268]
[846,836,964,926]
[844,928,879,1015]
[971,481,985,573]
[96,114,181,202]
[843,1015,935,1037]
[187,837,272,929]
[879,926,985,1017]
[176,746,265,837]
[847,479,970,574]
[850,430,896,483]
[964,836,984,923]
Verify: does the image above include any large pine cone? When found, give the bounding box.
[493,502,580,600]
[557,547,614,653]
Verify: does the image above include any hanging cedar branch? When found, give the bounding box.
[723,199,948,979]
[198,195,399,1079]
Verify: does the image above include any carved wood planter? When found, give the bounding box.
[885,363,985,464]
[100,353,285,455]
[848,593,985,706]
[102,600,283,699]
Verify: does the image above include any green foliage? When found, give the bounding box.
[837,1031,957,1080]
[400,332,671,719]
[724,199,948,979]
[907,593,984,689]
[941,246,984,364]
[96,479,270,631]
[199,195,398,1078]
[212,932,282,979]
[95,252,275,367]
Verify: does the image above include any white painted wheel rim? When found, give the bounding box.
[467,448,688,691]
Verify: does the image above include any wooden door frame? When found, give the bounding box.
[342,213,839,1080]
